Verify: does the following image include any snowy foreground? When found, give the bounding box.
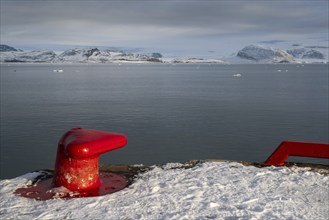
[1,161,328,220]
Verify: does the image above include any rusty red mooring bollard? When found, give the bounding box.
[15,128,129,200]
[54,127,127,191]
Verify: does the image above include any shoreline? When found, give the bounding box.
[25,159,329,184]
[1,62,328,66]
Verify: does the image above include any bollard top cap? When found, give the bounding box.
[59,128,127,158]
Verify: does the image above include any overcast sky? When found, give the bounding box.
[1,0,328,56]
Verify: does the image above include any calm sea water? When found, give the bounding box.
[1,64,328,179]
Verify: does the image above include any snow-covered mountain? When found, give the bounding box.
[0,44,327,64]
[236,45,295,63]
[232,44,327,64]
[0,45,163,64]
[0,44,19,52]
[0,50,57,63]
[286,48,325,59]
[55,48,163,63]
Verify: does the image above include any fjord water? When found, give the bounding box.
[1,64,328,179]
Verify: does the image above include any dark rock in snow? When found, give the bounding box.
[287,48,324,59]
[302,49,325,59]
[0,44,19,52]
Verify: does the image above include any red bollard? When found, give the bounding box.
[54,128,127,191]
[15,128,129,200]
[264,141,329,166]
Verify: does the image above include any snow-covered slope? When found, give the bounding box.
[162,57,226,64]
[0,44,327,64]
[287,48,325,59]
[55,48,163,63]
[0,45,163,64]
[0,44,19,52]
[236,45,296,63]
[233,44,327,64]
[0,161,328,219]
[0,50,57,63]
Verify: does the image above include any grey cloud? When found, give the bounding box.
[1,0,328,53]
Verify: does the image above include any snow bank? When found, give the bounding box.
[1,162,328,219]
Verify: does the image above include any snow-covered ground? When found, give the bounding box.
[1,161,328,219]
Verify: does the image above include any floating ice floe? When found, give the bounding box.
[53,69,63,73]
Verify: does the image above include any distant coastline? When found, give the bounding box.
[1,44,328,64]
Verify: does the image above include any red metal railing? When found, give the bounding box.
[264,141,329,166]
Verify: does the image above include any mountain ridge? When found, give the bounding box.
[0,44,327,64]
